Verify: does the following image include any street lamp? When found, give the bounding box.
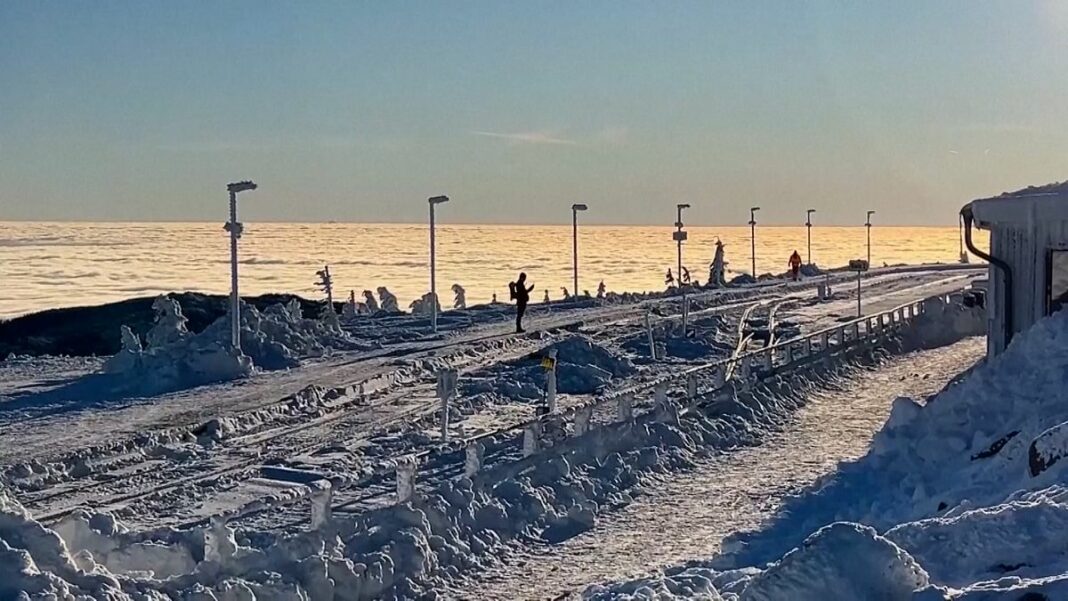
[805,209,816,266]
[429,195,450,333]
[865,210,876,266]
[571,203,588,296]
[749,207,761,277]
[674,203,691,285]
[225,180,257,351]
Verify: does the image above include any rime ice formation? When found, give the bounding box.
[362,290,379,313]
[709,239,727,288]
[452,284,466,310]
[342,290,358,320]
[409,292,441,316]
[145,296,190,348]
[597,281,606,299]
[377,287,398,312]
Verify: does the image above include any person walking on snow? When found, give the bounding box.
[509,272,535,333]
[789,250,803,281]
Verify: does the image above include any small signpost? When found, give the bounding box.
[542,349,559,413]
[849,259,870,317]
[436,369,458,442]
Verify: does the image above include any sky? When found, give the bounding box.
[1,1,1066,226]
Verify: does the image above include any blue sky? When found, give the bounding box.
[1,1,1066,225]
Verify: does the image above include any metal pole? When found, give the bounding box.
[228,190,240,350]
[857,270,862,317]
[866,210,875,267]
[573,208,579,296]
[676,206,683,282]
[749,207,760,277]
[430,202,437,332]
[806,209,815,266]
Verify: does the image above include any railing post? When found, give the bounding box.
[836,326,846,347]
[686,374,698,400]
[522,422,541,457]
[310,481,333,530]
[655,382,676,423]
[803,337,812,358]
[617,392,634,422]
[739,355,751,380]
[785,342,794,365]
[645,313,656,360]
[763,348,773,372]
[396,455,418,504]
[713,365,726,388]
[574,405,593,435]
[866,317,875,335]
[852,322,860,340]
[820,331,830,353]
[464,442,483,477]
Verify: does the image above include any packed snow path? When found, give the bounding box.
[453,337,985,600]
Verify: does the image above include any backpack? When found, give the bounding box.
[508,281,517,301]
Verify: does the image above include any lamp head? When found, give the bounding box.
[572,203,588,212]
[807,208,816,214]
[429,195,450,205]
[677,203,691,210]
[227,181,257,193]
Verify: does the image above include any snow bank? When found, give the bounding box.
[103,297,373,395]
[468,336,637,400]
[589,311,1068,600]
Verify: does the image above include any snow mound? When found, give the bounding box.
[103,297,373,394]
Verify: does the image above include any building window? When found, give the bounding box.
[1048,249,1068,314]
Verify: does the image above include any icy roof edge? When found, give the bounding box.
[967,180,1068,228]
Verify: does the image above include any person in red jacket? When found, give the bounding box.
[789,250,803,281]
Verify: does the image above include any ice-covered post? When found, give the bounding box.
[686,374,698,400]
[762,348,773,372]
[681,296,690,337]
[396,455,418,504]
[522,422,540,457]
[749,206,761,277]
[572,203,588,299]
[309,480,333,530]
[464,442,483,477]
[645,312,656,360]
[225,180,257,351]
[617,392,634,422]
[428,195,450,333]
[543,349,559,413]
[713,365,726,388]
[204,516,233,564]
[574,404,593,435]
[820,330,830,353]
[436,368,458,443]
[803,336,812,358]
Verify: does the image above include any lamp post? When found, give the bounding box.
[674,203,691,284]
[225,180,257,351]
[749,206,761,277]
[865,210,876,266]
[571,203,588,296]
[806,209,816,266]
[429,195,450,333]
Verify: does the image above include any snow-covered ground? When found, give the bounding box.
[585,310,1068,599]
[0,265,990,600]
[456,338,985,599]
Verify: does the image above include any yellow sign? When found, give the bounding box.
[541,357,556,370]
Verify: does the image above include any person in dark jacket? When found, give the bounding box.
[510,272,535,333]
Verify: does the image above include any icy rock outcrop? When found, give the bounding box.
[452,284,467,310]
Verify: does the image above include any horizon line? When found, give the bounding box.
[0,218,965,228]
